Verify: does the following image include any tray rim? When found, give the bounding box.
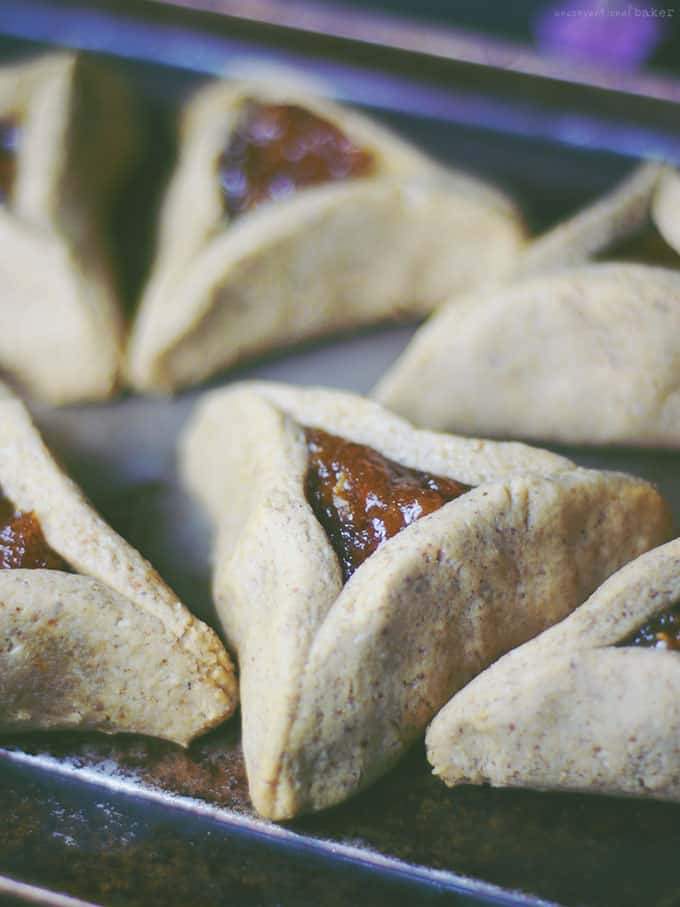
[4,0,680,167]
[0,874,103,907]
[146,0,680,104]
[0,747,560,907]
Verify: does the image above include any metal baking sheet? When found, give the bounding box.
[2,3,680,905]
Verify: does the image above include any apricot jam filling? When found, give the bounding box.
[0,119,20,203]
[304,427,472,581]
[0,494,68,570]
[619,602,680,651]
[219,101,375,218]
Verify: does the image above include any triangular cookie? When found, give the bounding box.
[427,536,680,801]
[0,53,134,404]
[181,381,671,818]
[127,77,524,393]
[0,383,237,745]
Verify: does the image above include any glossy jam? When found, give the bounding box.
[305,427,472,581]
[619,602,680,651]
[0,119,19,204]
[219,102,375,218]
[0,494,68,570]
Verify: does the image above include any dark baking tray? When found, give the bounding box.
[1,2,680,905]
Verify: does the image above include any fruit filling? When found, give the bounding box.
[305,427,471,581]
[619,602,680,651]
[219,101,375,218]
[0,493,68,570]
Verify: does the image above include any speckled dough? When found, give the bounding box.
[427,537,680,801]
[0,384,237,745]
[0,53,135,404]
[126,77,525,393]
[375,263,680,447]
[180,381,672,819]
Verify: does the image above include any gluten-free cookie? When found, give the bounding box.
[0,383,237,745]
[127,77,524,393]
[427,536,680,801]
[0,53,136,404]
[181,381,671,818]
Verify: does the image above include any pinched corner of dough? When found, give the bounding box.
[0,571,237,746]
[0,384,238,744]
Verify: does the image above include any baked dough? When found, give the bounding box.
[0,53,134,404]
[427,537,680,801]
[375,263,680,447]
[180,381,671,818]
[127,77,525,393]
[652,167,680,256]
[0,383,237,745]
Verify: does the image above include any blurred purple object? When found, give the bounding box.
[535,0,666,69]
